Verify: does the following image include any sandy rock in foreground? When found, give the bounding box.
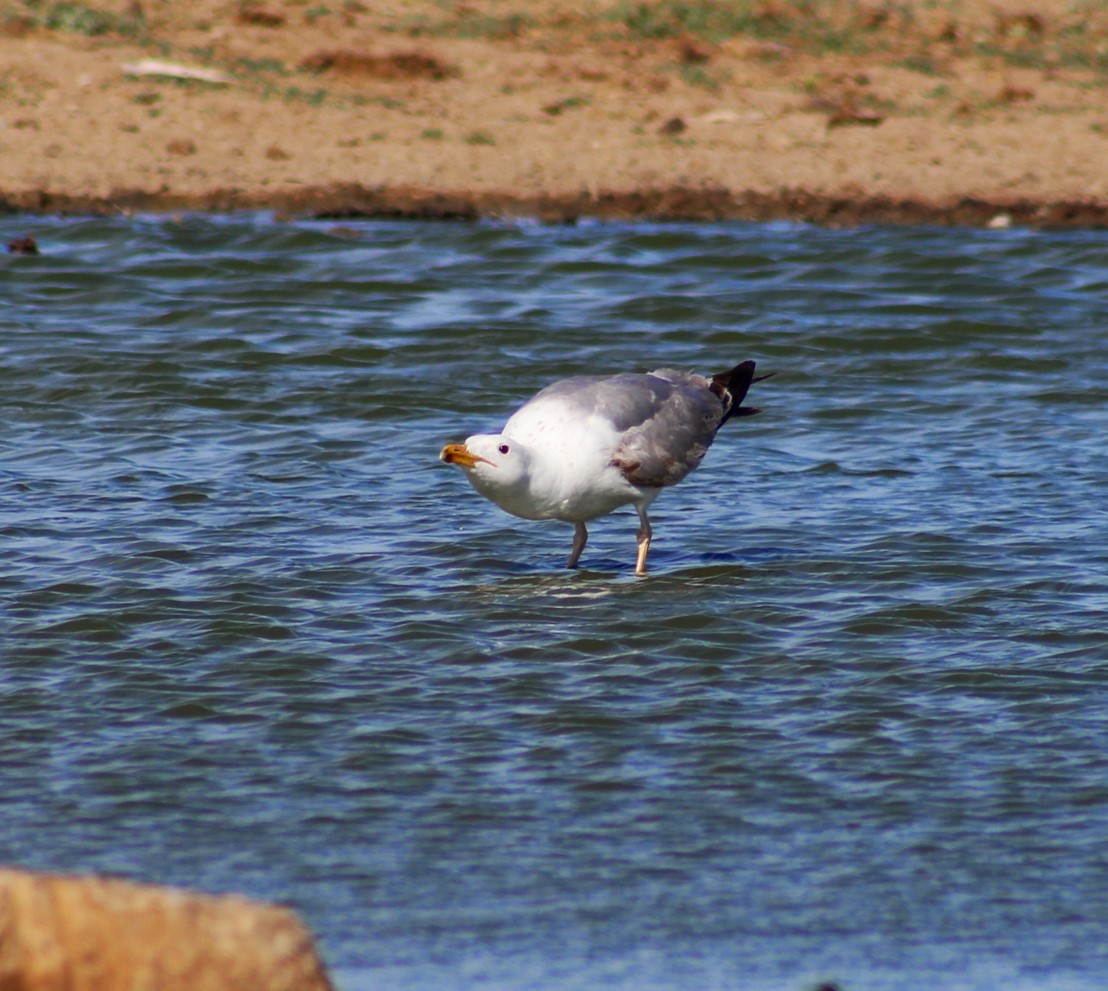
[0,867,334,991]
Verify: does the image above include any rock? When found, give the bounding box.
[677,39,711,64]
[0,867,334,991]
[122,59,232,86]
[166,139,197,156]
[998,83,1034,103]
[235,7,285,27]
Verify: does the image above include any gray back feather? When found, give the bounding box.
[521,370,727,488]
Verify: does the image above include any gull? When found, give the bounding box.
[440,360,771,575]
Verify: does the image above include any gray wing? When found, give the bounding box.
[524,370,727,488]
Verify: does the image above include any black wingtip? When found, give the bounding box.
[711,360,773,424]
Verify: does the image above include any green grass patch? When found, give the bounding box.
[896,53,945,76]
[677,63,727,91]
[1054,45,1108,76]
[6,0,146,36]
[606,0,761,42]
[463,129,496,146]
[233,57,288,76]
[400,10,533,40]
[620,1,1108,58]
[543,95,590,116]
[605,0,869,54]
[974,43,1048,71]
[450,12,533,39]
[261,84,330,107]
[971,37,1108,78]
[368,95,406,110]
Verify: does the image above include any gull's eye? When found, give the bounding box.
[498,444,510,455]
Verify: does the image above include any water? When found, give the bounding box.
[1,214,1106,991]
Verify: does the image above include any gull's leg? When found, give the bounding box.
[567,522,588,569]
[635,506,653,576]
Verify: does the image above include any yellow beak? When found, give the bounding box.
[439,443,494,469]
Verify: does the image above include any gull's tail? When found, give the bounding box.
[711,360,774,425]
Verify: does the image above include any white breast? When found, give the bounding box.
[503,396,643,522]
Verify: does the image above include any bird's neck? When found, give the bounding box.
[474,449,570,522]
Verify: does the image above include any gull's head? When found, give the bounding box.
[439,434,531,504]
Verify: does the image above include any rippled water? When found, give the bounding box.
[2,215,1106,991]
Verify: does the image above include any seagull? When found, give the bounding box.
[440,360,771,575]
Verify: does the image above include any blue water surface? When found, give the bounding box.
[1,214,1106,991]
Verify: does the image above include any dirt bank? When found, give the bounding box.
[1,0,1106,226]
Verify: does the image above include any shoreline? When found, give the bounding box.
[6,183,1108,229]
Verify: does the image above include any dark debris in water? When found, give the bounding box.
[7,235,39,255]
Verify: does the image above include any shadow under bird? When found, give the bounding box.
[440,360,772,575]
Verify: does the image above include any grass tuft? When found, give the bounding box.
[401,10,533,40]
[463,129,497,145]
[7,0,146,37]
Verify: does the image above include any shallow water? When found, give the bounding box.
[1,215,1106,991]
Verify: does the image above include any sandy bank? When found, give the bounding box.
[1,0,1106,226]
